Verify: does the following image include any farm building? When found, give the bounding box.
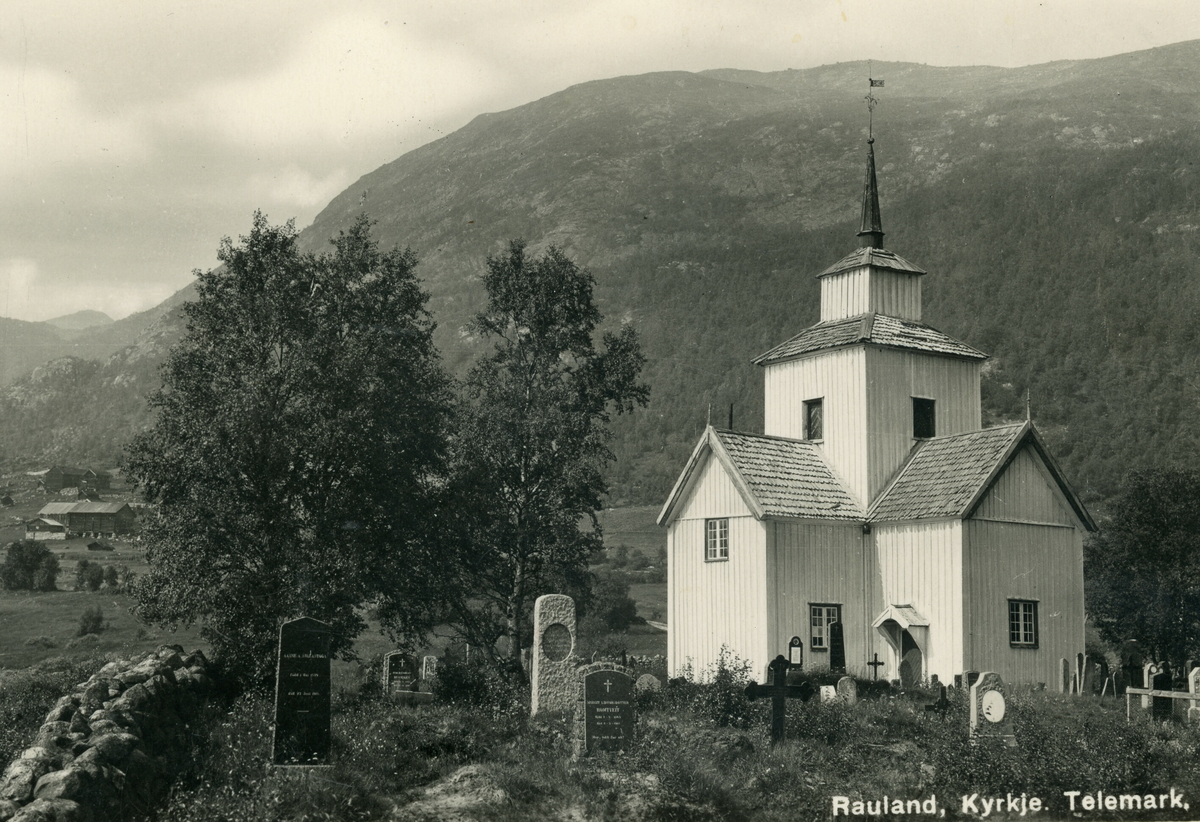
[24,517,67,540]
[40,466,112,493]
[36,501,136,536]
[659,137,1095,689]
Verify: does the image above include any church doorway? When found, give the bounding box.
[898,629,922,688]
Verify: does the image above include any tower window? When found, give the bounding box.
[804,398,824,441]
[705,518,729,562]
[913,397,936,439]
[1008,599,1038,647]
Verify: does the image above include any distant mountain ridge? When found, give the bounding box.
[5,42,1200,507]
[43,310,113,332]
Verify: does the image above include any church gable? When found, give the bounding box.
[970,447,1080,527]
[672,446,754,522]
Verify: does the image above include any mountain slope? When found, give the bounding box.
[6,42,1200,506]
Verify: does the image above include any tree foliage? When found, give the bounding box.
[406,241,647,674]
[0,540,59,592]
[1085,468,1200,671]
[125,213,451,685]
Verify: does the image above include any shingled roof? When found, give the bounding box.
[658,427,863,525]
[754,313,988,366]
[817,247,926,278]
[868,425,1025,522]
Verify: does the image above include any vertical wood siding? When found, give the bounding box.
[819,268,922,322]
[973,449,1078,526]
[668,450,768,679]
[763,348,868,503]
[873,520,964,683]
[869,271,921,321]
[962,518,1085,686]
[669,515,767,679]
[770,521,872,676]
[865,349,981,502]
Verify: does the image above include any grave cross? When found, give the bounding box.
[744,655,815,744]
[867,653,885,680]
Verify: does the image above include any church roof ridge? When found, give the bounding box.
[753,312,987,366]
[816,246,927,279]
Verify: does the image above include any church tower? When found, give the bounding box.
[754,137,986,506]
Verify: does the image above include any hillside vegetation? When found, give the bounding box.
[5,43,1200,507]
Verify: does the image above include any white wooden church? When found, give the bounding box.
[658,136,1095,688]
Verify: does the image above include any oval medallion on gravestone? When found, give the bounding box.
[542,622,572,662]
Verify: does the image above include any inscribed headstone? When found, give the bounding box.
[574,663,634,756]
[1059,658,1070,694]
[828,622,846,673]
[422,655,438,681]
[272,617,331,766]
[788,635,804,667]
[969,671,1016,747]
[532,594,577,715]
[836,676,857,706]
[819,685,837,703]
[383,651,418,694]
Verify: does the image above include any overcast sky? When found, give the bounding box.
[1,1,1197,322]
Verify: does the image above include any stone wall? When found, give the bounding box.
[0,645,213,822]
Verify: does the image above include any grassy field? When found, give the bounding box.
[596,505,663,556]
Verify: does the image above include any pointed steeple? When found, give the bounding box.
[857,138,884,249]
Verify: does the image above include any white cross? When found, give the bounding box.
[604,678,613,692]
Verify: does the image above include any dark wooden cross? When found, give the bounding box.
[744,655,815,744]
[867,653,885,680]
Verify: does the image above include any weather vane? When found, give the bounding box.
[865,62,884,139]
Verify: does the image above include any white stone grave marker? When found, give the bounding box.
[532,594,577,715]
[970,671,1016,747]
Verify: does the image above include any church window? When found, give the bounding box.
[1008,599,1038,647]
[804,398,824,440]
[705,518,729,561]
[912,397,936,439]
[809,603,841,649]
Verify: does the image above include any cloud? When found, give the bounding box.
[161,14,504,155]
[246,164,355,211]
[0,63,147,177]
[0,258,37,319]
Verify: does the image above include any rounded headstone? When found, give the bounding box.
[635,674,663,694]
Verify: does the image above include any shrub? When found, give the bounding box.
[1,540,60,591]
[587,570,639,633]
[102,564,119,588]
[74,559,104,592]
[77,605,106,636]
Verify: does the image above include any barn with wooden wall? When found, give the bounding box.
[659,135,1094,687]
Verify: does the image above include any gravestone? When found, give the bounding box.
[272,617,332,766]
[1070,673,1078,696]
[819,685,838,703]
[788,635,803,667]
[745,656,815,743]
[1059,658,1070,694]
[1120,640,1144,690]
[1092,656,1109,695]
[1141,662,1161,710]
[867,652,885,680]
[635,673,663,694]
[969,671,1016,747]
[574,663,635,756]
[422,655,438,681]
[383,651,418,694]
[1082,659,1098,695]
[836,676,857,706]
[900,650,922,689]
[828,622,846,673]
[964,670,980,688]
[925,683,949,714]
[532,594,577,715]
[1075,652,1085,694]
[1150,663,1172,721]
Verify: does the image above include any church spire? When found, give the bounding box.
[857,137,884,249]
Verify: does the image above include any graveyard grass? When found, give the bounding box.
[157,653,1200,822]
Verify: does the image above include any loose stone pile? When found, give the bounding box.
[0,645,212,822]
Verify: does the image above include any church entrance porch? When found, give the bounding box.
[873,604,930,686]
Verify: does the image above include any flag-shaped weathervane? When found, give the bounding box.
[865,70,884,138]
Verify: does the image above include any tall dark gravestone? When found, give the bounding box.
[828,622,846,674]
[384,651,418,694]
[574,663,635,756]
[273,617,332,766]
[788,635,803,667]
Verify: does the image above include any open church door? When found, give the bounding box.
[872,604,930,686]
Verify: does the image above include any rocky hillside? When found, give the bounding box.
[5,42,1200,506]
